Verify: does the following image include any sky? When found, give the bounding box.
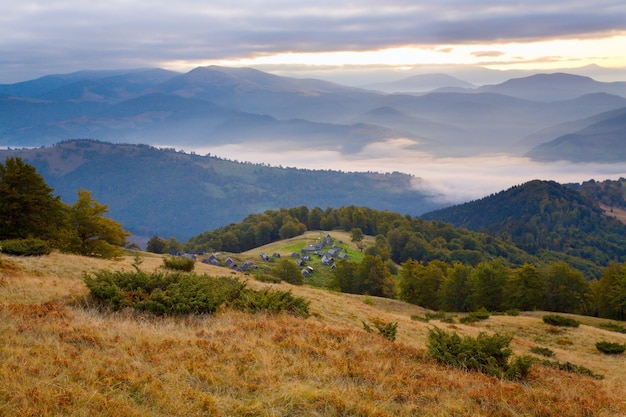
[1,1,626,84]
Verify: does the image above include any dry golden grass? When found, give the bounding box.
[1,251,626,416]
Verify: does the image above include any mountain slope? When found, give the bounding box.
[362,73,474,93]
[1,251,625,416]
[479,73,626,102]
[0,140,443,240]
[2,67,626,159]
[421,180,626,272]
[526,107,626,162]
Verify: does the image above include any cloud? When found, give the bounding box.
[178,139,626,205]
[1,1,626,82]
[471,50,505,58]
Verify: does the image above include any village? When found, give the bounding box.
[190,233,350,277]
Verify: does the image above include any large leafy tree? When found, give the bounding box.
[439,262,473,312]
[468,260,509,311]
[0,157,66,241]
[544,261,590,314]
[64,189,128,259]
[505,263,547,311]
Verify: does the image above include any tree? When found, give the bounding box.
[0,157,66,241]
[279,221,306,239]
[469,260,508,311]
[64,189,129,259]
[439,262,473,312]
[350,227,364,243]
[544,262,590,314]
[505,264,546,311]
[331,259,358,293]
[146,236,168,254]
[356,255,395,297]
[272,259,303,285]
[594,263,626,320]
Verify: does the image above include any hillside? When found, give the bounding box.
[526,106,626,162]
[1,251,625,416]
[0,140,443,240]
[421,180,626,276]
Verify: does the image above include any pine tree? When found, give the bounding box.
[0,157,66,241]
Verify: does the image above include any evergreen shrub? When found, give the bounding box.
[530,346,555,357]
[363,318,398,342]
[460,307,490,323]
[84,270,309,317]
[0,239,51,256]
[162,256,195,272]
[595,341,626,354]
[542,314,580,327]
[427,327,528,380]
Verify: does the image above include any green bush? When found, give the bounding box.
[84,270,242,315]
[542,314,580,327]
[162,256,195,272]
[84,269,310,317]
[0,238,51,256]
[411,312,455,323]
[595,340,626,354]
[254,273,282,284]
[504,356,535,381]
[230,288,310,317]
[541,360,603,380]
[363,318,398,342]
[599,322,626,334]
[460,307,490,324]
[427,327,527,379]
[530,346,555,357]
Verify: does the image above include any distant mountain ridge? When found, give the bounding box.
[526,106,626,162]
[2,66,626,160]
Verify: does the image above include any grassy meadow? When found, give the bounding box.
[1,248,626,416]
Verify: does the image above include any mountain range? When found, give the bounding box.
[1,66,625,161]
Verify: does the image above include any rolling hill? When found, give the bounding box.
[0,140,444,240]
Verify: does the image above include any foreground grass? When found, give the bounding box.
[1,252,626,416]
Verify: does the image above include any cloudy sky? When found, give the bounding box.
[2,1,626,83]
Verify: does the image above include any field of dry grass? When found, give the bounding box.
[1,251,626,416]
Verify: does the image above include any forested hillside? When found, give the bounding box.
[421,180,626,275]
[0,140,443,239]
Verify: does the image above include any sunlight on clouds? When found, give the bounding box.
[180,35,626,73]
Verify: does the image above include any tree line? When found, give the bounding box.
[0,157,128,258]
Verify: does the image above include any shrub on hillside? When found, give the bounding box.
[0,238,51,256]
[363,318,398,342]
[530,346,555,357]
[230,288,310,317]
[459,307,490,324]
[426,327,529,380]
[84,269,309,317]
[599,322,626,334]
[542,314,580,327]
[595,341,626,354]
[162,256,195,272]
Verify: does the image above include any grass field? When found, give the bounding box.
[1,250,626,416]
